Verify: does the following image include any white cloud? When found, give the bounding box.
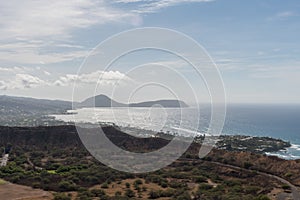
[0,68,133,90]
[0,0,144,65]
[151,60,189,68]
[43,70,51,76]
[54,70,133,86]
[249,64,300,79]
[0,0,140,39]
[0,37,92,65]
[0,66,50,75]
[0,0,213,65]
[16,74,47,89]
[0,0,214,94]
[0,74,47,90]
[277,11,296,18]
[0,81,8,90]
[0,0,140,64]
[115,0,214,13]
[0,66,27,74]
[0,66,53,90]
[0,48,89,65]
[0,0,213,39]
[267,11,298,21]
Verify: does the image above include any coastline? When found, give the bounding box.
[265,144,300,160]
[1,124,298,199]
[52,109,295,160]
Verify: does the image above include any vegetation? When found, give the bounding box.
[0,125,294,199]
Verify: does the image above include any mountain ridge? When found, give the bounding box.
[0,95,72,113]
[79,94,189,108]
[0,94,189,112]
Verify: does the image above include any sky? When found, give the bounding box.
[0,0,299,104]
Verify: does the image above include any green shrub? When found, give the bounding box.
[125,182,130,188]
[282,184,291,190]
[193,176,207,183]
[243,162,253,169]
[174,191,191,200]
[134,179,143,185]
[90,189,106,197]
[54,193,71,200]
[101,182,109,189]
[161,189,174,197]
[148,190,161,199]
[115,191,122,196]
[254,195,271,200]
[58,181,77,192]
[198,183,213,191]
[244,185,260,194]
[125,189,135,198]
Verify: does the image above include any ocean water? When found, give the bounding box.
[53,104,300,160]
[223,104,300,159]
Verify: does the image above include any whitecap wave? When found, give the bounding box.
[290,144,300,151]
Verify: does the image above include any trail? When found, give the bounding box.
[180,158,300,199]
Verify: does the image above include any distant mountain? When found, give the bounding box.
[79,94,188,108]
[0,94,188,112]
[0,95,75,126]
[0,94,186,126]
[0,95,72,114]
[79,94,126,107]
[129,100,188,108]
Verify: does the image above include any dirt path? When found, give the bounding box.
[179,158,300,199]
[0,181,52,200]
[208,161,300,200]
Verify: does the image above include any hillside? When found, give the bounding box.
[79,94,126,107]
[129,99,188,108]
[0,95,72,114]
[0,95,73,126]
[79,94,188,108]
[0,125,298,199]
[0,94,188,126]
[0,125,169,152]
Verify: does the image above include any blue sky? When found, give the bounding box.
[0,0,299,103]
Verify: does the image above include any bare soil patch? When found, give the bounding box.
[0,181,52,200]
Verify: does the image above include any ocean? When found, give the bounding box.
[53,104,300,160]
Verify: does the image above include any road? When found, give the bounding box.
[211,161,300,200]
[180,158,300,200]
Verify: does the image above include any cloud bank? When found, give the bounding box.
[0,67,132,90]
